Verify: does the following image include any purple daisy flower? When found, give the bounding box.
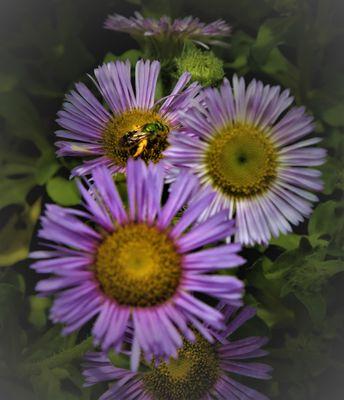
[83,304,272,400]
[165,75,326,246]
[30,160,245,368]
[104,12,231,49]
[55,59,199,176]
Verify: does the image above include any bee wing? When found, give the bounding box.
[132,131,150,140]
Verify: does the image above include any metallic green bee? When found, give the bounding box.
[121,121,169,158]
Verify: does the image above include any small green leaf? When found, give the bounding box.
[0,199,41,267]
[104,50,143,65]
[320,160,343,194]
[264,249,303,281]
[308,201,338,238]
[118,49,143,64]
[23,326,72,363]
[260,48,300,94]
[307,234,329,249]
[103,52,117,63]
[322,103,344,127]
[294,292,327,324]
[269,233,300,251]
[35,153,60,185]
[319,260,344,276]
[108,349,130,369]
[225,31,253,72]
[0,91,49,151]
[0,177,35,209]
[46,177,81,206]
[252,16,298,64]
[28,296,51,329]
[31,368,65,399]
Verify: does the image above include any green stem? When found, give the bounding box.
[19,336,93,376]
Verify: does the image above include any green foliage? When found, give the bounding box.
[107,349,130,370]
[46,177,81,206]
[28,296,52,330]
[251,16,299,65]
[104,49,143,64]
[0,200,41,267]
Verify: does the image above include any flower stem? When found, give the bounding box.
[19,336,93,376]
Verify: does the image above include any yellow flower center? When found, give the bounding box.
[205,123,278,199]
[95,224,182,307]
[143,335,220,400]
[103,109,170,166]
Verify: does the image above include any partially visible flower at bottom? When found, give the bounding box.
[83,305,272,400]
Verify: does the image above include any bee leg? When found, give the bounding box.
[133,139,148,158]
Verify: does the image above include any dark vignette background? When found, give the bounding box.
[0,0,343,399]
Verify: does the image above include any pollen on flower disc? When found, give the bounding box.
[143,334,220,400]
[205,123,278,199]
[95,223,182,307]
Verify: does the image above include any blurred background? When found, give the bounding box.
[0,0,343,399]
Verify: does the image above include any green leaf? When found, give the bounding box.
[30,368,69,399]
[118,49,143,64]
[322,103,344,127]
[269,233,301,251]
[245,260,294,328]
[251,16,298,65]
[294,292,327,324]
[108,349,130,369]
[23,326,73,363]
[307,234,329,249]
[0,177,35,209]
[46,177,81,206]
[259,48,300,95]
[104,49,143,65]
[21,336,93,374]
[0,132,57,210]
[35,153,60,185]
[320,160,344,195]
[225,31,253,72]
[0,199,41,267]
[264,248,303,281]
[103,52,117,63]
[308,201,338,238]
[155,77,164,100]
[28,296,51,330]
[0,91,49,151]
[319,260,344,276]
